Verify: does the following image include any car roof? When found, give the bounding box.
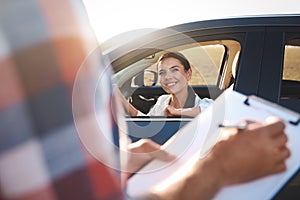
[168,14,300,32]
[104,14,300,70]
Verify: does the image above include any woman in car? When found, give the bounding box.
[119,51,213,117]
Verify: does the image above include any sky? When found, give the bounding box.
[82,0,300,43]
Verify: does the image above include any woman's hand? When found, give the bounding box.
[164,105,181,116]
[164,105,201,117]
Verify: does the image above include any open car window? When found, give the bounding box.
[115,40,241,113]
[113,39,241,144]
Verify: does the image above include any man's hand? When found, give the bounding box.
[139,117,290,200]
[125,139,176,177]
[208,117,290,187]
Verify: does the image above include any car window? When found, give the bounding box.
[176,45,225,86]
[133,42,229,87]
[281,39,300,99]
[114,39,241,145]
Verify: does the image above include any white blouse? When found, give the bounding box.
[137,94,213,116]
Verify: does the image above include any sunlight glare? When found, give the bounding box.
[82,0,300,44]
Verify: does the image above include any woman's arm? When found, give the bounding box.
[114,86,139,116]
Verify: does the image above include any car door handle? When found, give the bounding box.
[138,95,156,102]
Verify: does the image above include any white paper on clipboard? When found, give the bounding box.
[126,89,300,200]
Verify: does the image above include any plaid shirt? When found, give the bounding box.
[0,0,124,199]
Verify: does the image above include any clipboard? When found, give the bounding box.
[126,89,300,199]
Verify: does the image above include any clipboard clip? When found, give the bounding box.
[243,97,300,126]
[289,118,300,126]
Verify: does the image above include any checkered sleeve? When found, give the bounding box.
[0,0,124,199]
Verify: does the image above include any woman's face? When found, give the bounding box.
[158,57,192,95]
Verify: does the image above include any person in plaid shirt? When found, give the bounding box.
[0,0,290,200]
[0,0,124,199]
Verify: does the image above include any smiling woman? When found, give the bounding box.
[118,51,213,117]
[155,52,213,116]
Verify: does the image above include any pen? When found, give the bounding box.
[218,121,248,130]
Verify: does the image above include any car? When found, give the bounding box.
[104,14,300,199]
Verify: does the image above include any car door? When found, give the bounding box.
[256,27,300,200]
[254,27,300,112]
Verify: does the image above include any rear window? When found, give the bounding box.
[142,42,228,87]
[281,39,300,99]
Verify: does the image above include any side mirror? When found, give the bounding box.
[132,69,158,87]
